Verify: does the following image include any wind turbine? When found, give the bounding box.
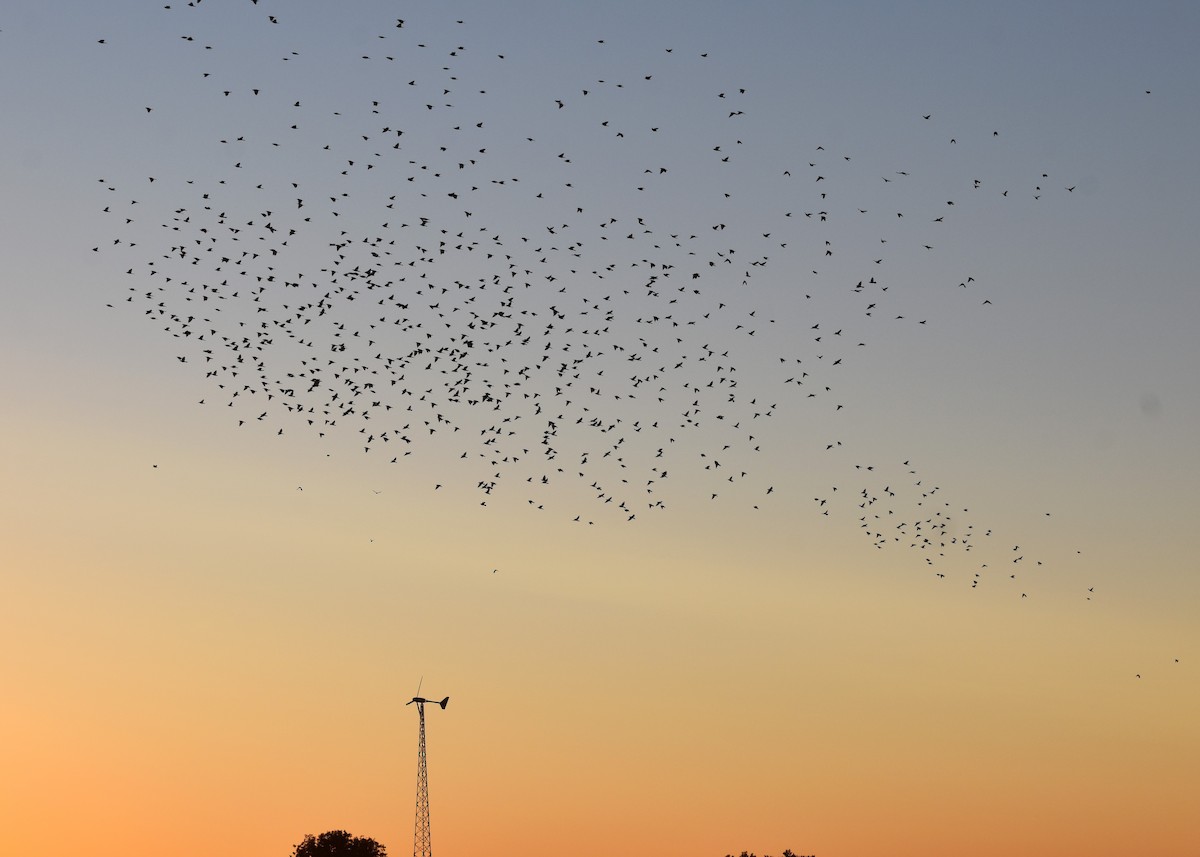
[408,679,448,857]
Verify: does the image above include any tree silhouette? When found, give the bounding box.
[291,830,387,857]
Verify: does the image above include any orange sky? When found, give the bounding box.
[3,421,1196,856]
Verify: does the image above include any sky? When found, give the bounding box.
[1,2,1198,856]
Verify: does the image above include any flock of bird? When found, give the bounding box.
[94,2,1093,596]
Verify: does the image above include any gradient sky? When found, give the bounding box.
[2,3,1198,856]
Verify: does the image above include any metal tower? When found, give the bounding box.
[407,691,448,857]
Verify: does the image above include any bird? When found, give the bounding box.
[91,4,1081,592]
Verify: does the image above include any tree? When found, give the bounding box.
[291,830,387,857]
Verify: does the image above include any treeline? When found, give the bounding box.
[290,831,814,857]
